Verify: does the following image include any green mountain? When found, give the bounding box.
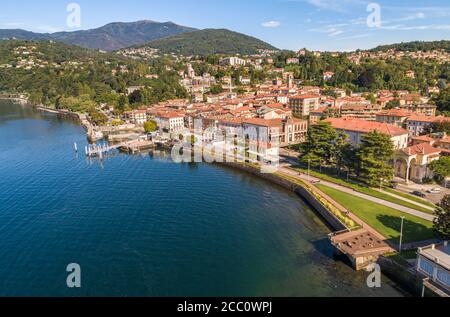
[370,40,450,52]
[0,21,196,51]
[142,29,278,56]
[0,40,188,111]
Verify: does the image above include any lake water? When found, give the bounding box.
[0,100,407,296]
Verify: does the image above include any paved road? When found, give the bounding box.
[395,181,449,205]
[278,164,436,222]
[378,189,435,211]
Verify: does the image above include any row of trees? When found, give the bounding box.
[299,122,395,187]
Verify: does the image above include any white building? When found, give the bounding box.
[155,113,185,133]
[406,115,450,136]
[325,118,409,149]
[219,57,247,66]
[124,109,147,125]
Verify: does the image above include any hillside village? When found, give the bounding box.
[1,36,450,297]
[108,48,450,187]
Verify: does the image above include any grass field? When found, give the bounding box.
[316,184,436,244]
[290,166,435,214]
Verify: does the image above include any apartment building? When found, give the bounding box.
[288,95,321,117]
[155,113,186,133]
[124,109,147,125]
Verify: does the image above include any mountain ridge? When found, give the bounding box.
[139,28,278,56]
[0,20,196,51]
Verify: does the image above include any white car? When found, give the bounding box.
[427,188,441,194]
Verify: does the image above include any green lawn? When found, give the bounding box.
[316,184,436,244]
[290,166,435,214]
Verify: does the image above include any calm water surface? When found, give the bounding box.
[0,100,407,296]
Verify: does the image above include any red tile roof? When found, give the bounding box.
[377,109,413,117]
[407,115,450,123]
[324,118,408,136]
[289,94,321,100]
[243,118,283,127]
[402,143,441,156]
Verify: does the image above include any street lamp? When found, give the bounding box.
[399,216,405,253]
[308,158,311,182]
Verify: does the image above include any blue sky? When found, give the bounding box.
[1,0,450,51]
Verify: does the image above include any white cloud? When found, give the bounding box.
[309,25,346,37]
[262,21,281,28]
[1,22,24,28]
[329,30,344,37]
[35,25,63,33]
[380,24,450,31]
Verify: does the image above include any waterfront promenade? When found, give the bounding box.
[278,151,436,222]
[279,165,435,222]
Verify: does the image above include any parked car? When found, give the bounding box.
[412,191,426,198]
[427,188,441,194]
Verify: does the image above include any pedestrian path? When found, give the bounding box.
[279,165,436,222]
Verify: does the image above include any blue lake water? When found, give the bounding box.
[0,100,407,296]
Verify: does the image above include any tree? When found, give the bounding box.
[429,157,450,182]
[355,131,395,187]
[385,99,400,110]
[144,120,158,133]
[426,120,450,134]
[434,195,450,239]
[299,122,348,168]
[209,84,224,95]
[434,88,450,113]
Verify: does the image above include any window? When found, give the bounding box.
[436,269,450,287]
[419,258,434,276]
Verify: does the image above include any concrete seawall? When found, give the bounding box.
[218,162,349,232]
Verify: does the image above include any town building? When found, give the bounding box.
[219,57,246,66]
[324,118,409,149]
[124,109,147,125]
[406,115,449,136]
[288,95,321,117]
[376,109,412,128]
[395,143,441,184]
[155,113,185,133]
[286,58,299,65]
[323,71,335,81]
[340,103,382,121]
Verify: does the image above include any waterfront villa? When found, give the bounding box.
[155,113,185,133]
[324,118,409,149]
[394,143,441,184]
[124,109,147,125]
